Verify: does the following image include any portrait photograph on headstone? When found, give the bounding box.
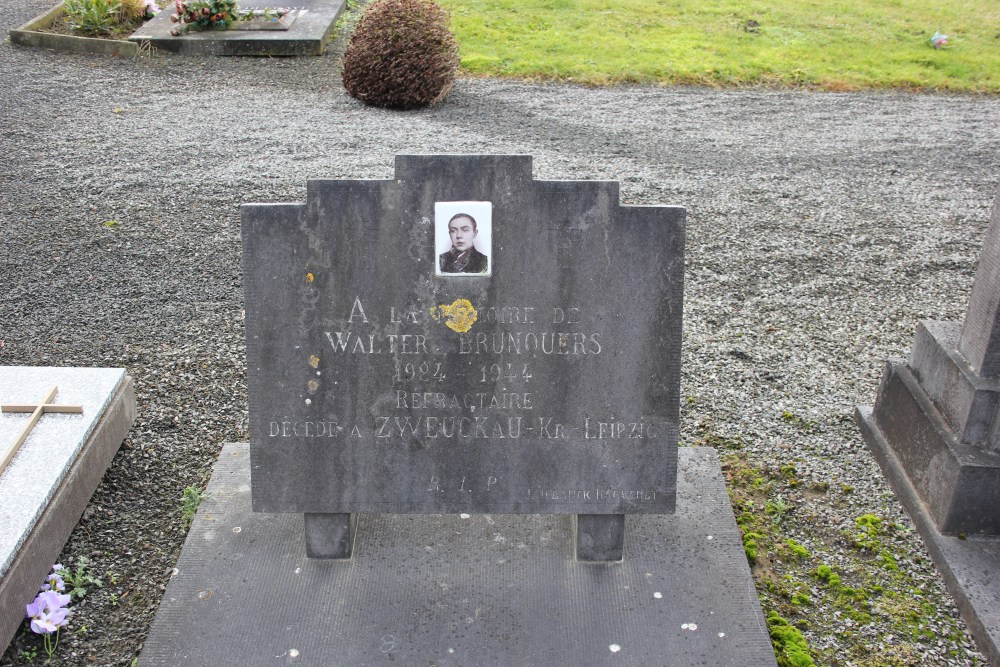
[435,201,492,276]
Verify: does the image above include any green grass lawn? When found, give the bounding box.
[439,0,1000,91]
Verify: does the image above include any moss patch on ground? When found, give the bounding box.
[721,447,979,666]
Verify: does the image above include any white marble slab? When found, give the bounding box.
[0,367,126,576]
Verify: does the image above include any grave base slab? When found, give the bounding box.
[140,444,776,666]
[0,367,135,652]
[128,0,343,56]
[858,405,1000,666]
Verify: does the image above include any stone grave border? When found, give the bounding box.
[9,2,139,57]
[10,0,344,57]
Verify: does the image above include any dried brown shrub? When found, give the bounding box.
[342,0,459,110]
[118,0,147,21]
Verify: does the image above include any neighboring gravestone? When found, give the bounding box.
[128,0,346,56]
[857,186,1000,664]
[0,367,135,652]
[242,154,684,560]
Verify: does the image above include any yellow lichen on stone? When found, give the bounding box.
[308,355,320,368]
[306,272,315,283]
[430,298,478,333]
[307,380,320,393]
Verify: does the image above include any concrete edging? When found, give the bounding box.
[9,2,139,57]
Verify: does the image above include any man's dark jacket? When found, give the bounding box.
[439,248,488,274]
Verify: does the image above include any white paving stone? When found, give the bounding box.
[0,366,126,577]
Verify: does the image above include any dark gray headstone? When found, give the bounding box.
[143,160,775,662]
[242,156,684,527]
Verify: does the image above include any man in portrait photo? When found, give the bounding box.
[439,213,489,274]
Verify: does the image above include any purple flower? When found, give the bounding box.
[30,616,57,634]
[29,608,69,634]
[40,566,65,593]
[37,590,71,610]
[25,598,45,619]
[25,591,71,635]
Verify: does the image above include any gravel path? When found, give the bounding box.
[2,0,1000,664]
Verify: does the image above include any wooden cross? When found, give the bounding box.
[0,385,83,477]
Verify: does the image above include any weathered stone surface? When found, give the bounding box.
[910,321,1000,447]
[242,155,685,516]
[576,513,626,561]
[960,191,1000,379]
[858,361,1000,535]
[857,406,1000,666]
[304,512,356,559]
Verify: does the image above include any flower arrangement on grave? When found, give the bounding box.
[169,0,289,35]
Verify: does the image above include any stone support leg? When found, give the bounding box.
[575,514,625,562]
[304,513,357,559]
